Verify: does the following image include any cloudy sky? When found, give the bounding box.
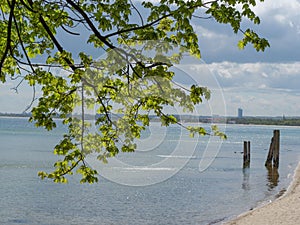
[0,0,299,117]
[196,0,300,116]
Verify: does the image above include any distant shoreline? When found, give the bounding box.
[1,113,300,126]
[0,113,31,118]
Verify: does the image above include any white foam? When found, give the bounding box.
[157,154,197,159]
[122,167,176,171]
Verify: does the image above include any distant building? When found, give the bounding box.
[238,108,243,118]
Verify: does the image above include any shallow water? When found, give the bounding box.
[0,117,300,225]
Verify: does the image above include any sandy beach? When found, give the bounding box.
[224,162,300,225]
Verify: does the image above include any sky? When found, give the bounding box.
[0,0,299,117]
[195,0,300,116]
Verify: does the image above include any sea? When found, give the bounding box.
[1,117,300,225]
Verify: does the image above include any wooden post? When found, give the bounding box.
[243,141,247,167]
[265,130,280,168]
[265,137,274,167]
[273,130,280,168]
[243,141,250,168]
[247,141,251,165]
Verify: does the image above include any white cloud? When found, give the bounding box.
[223,89,300,117]
[2,60,299,117]
[252,1,300,47]
[209,61,300,91]
[261,72,268,78]
[254,0,300,16]
[206,61,300,116]
[189,0,300,62]
[172,60,300,116]
[194,25,228,39]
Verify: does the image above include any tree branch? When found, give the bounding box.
[0,0,16,75]
[81,84,85,152]
[129,0,144,26]
[61,24,80,35]
[65,0,142,64]
[66,0,115,50]
[26,0,78,72]
[104,14,170,39]
[12,5,35,73]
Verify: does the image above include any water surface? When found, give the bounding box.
[1,117,300,225]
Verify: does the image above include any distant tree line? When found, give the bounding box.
[228,117,300,126]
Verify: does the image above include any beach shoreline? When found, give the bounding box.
[223,161,300,225]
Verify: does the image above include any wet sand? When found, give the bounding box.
[225,162,300,225]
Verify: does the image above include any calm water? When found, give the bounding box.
[1,117,300,225]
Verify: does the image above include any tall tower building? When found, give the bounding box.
[238,108,243,118]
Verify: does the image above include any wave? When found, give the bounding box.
[121,167,176,171]
[0,164,31,169]
[157,155,197,159]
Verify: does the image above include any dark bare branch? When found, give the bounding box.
[61,24,80,35]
